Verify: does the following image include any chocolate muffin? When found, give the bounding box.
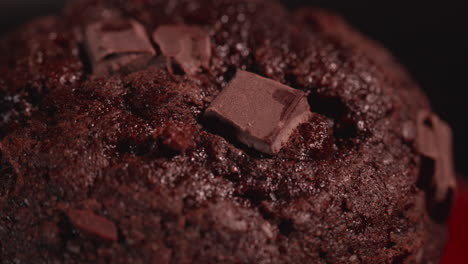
[0,0,456,263]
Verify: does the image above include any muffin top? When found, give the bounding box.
[0,0,455,263]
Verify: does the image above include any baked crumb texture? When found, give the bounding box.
[0,0,454,263]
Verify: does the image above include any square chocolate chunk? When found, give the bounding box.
[153,25,211,75]
[416,110,456,202]
[205,70,311,155]
[84,18,156,76]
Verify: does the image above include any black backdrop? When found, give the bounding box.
[1,0,467,176]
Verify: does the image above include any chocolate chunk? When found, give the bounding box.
[416,110,456,202]
[67,209,118,242]
[84,18,156,76]
[205,70,312,155]
[152,25,211,75]
[433,116,457,201]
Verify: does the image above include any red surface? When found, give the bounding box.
[440,183,468,264]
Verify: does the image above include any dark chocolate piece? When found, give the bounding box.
[205,70,312,155]
[152,25,211,75]
[67,209,118,242]
[84,18,156,76]
[416,110,456,202]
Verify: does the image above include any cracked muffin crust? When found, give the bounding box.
[0,0,455,263]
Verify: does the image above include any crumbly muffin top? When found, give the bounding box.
[0,0,452,263]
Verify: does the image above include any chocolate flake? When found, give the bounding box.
[84,18,156,76]
[205,70,312,155]
[416,110,456,202]
[152,25,211,75]
[67,209,118,242]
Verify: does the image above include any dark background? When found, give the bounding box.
[1,0,467,176]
